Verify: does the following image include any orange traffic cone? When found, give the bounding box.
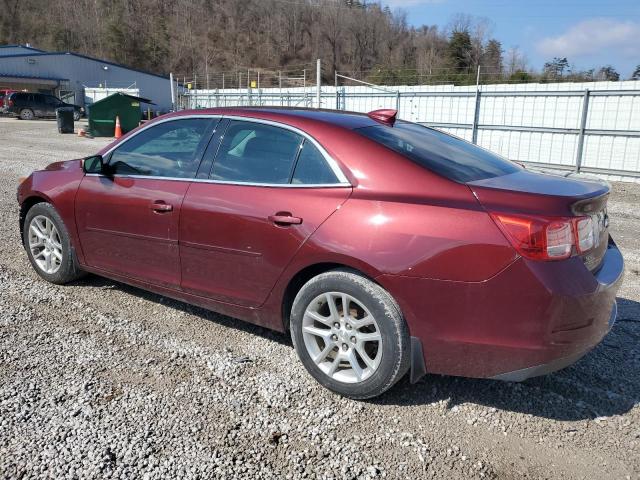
[114,115,122,139]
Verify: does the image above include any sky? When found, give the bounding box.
[384,0,640,77]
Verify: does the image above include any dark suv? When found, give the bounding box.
[4,92,83,121]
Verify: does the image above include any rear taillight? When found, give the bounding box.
[490,212,594,261]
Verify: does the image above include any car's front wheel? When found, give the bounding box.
[73,110,81,121]
[290,269,410,399]
[23,202,85,284]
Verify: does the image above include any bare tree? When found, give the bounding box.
[505,46,528,76]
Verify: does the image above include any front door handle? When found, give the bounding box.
[268,213,302,226]
[150,201,173,213]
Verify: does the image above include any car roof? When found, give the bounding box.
[171,107,380,131]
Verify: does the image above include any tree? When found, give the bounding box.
[630,65,640,80]
[543,57,569,79]
[447,29,473,72]
[505,46,527,76]
[596,66,620,81]
[482,39,503,76]
[510,70,533,82]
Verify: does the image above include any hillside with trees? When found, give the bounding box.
[0,0,634,86]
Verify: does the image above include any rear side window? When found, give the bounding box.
[356,121,520,183]
[44,95,61,106]
[108,118,213,178]
[291,140,339,184]
[212,120,302,184]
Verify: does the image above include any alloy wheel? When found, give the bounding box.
[302,291,383,383]
[28,215,63,274]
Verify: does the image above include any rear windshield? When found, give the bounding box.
[356,121,520,183]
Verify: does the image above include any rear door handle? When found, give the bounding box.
[150,201,173,213]
[269,213,302,225]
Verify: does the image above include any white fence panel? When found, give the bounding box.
[180,80,640,182]
[84,87,140,105]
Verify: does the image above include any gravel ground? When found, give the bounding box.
[0,117,639,480]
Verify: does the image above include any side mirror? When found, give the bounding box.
[83,155,107,174]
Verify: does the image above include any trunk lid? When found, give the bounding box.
[468,169,610,271]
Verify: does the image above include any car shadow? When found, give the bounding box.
[71,275,639,421]
[70,274,293,348]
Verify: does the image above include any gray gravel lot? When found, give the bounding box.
[0,117,639,479]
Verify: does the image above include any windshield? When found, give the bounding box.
[356,121,520,183]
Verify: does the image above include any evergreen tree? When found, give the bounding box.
[482,39,503,75]
[596,66,620,81]
[543,57,569,79]
[447,30,473,72]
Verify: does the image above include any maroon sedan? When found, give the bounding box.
[17,107,623,398]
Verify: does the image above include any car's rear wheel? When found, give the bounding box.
[19,108,34,120]
[290,269,410,399]
[73,110,81,121]
[23,202,85,284]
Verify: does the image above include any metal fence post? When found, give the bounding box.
[470,66,482,144]
[575,89,590,172]
[471,90,481,144]
[335,71,339,109]
[169,72,175,111]
[247,69,252,106]
[396,91,401,116]
[316,59,321,109]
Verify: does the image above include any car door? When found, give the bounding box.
[75,116,218,288]
[27,94,44,117]
[180,118,352,307]
[43,95,61,116]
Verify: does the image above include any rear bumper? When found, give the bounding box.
[491,301,617,381]
[379,239,624,380]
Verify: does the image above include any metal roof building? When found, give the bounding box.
[0,45,172,111]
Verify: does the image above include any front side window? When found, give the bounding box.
[356,121,520,183]
[211,120,302,184]
[108,118,214,178]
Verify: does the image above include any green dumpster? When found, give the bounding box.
[87,92,153,137]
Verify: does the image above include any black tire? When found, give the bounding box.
[19,108,34,120]
[23,202,85,284]
[73,110,81,121]
[290,269,410,399]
